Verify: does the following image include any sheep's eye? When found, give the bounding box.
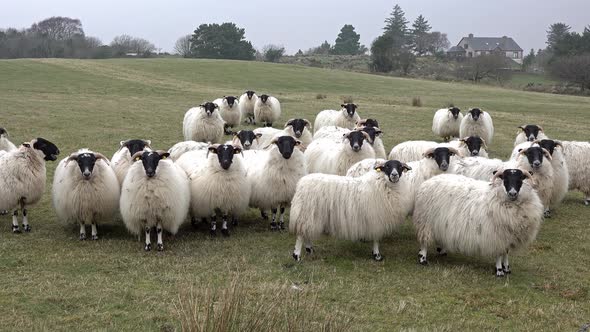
[375,168,382,172]
[161,156,167,159]
[135,157,141,161]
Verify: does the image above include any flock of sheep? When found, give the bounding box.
[1,91,589,278]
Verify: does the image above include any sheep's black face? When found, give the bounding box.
[209,144,241,170]
[0,127,7,137]
[345,131,366,152]
[449,107,461,120]
[77,153,97,180]
[520,125,542,142]
[341,103,358,118]
[426,147,455,171]
[286,119,307,138]
[275,136,299,159]
[259,94,269,103]
[235,130,260,150]
[246,90,255,99]
[139,151,169,178]
[201,102,218,116]
[360,127,382,144]
[521,146,545,170]
[33,137,60,161]
[361,118,379,128]
[469,108,482,121]
[224,96,238,107]
[375,160,411,183]
[495,169,529,201]
[124,139,150,156]
[463,136,484,156]
[538,139,558,156]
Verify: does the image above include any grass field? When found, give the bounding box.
[0,58,589,331]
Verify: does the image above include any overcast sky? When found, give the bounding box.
[1,0,588,54]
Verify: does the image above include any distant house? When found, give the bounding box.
[447,34,524,64]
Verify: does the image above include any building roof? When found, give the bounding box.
[458,35,523,51]
[447,46,466,53]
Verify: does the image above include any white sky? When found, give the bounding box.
[1,0,588,54]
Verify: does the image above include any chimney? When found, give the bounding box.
[502,36,507,39]
[468,33,474,38]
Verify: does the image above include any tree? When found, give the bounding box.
[190,23,255,60]
[305,40,332,55]
[549,55,590,91]
[332,24,366,55]
[174,35,192,57]
[295,49,303,57]
[29,17,84,40]
[522,48,536,70]
[384,4,408,40]
[410,15,431,55]
[426,31,450,55]
[262,44,285,62]
[110,35,156,56]
[546,23,571,50]
[455,54,511,83]
[370,4,414,74]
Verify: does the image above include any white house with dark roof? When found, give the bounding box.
[447,33,524,64]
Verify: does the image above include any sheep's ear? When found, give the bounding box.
[255,133,263,138]
[160,152,170,160]
[542,148,552,160]
[145,140,152,147]
[295,140,302,146]
[518,126,525,131]
[374,165,383,172]
[119,140,125,147]
[233,146,242,154]
[376,130,383,136]
[208,147,218,154]
[402,163,412,172]
[341,104,346,108]
[131,151,143,161]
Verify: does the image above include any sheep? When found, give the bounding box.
[0,138,60,233]
[290,160,412,261]
[459,108,494,144]
[453,157,505,180]
[413,169,543,277]
[253,94,281,127]
[213,96,241,135]
[247,136,307,230]
[359,126,386,159]
[314,103,360,134]
[184,143,250,236]
[432,107,463,141]
[168,141,209,161]
[537,139,569,211]
[305,130,375,175]
[254,118,313,148]
[356,118,379,128]
[239,90,258,124]
[233,130,262,150]
[120,150,190,251]
[313,126,350,141]
[183,102,225,143]
[514,124,548,146]
[388,140,439,162]
[52,149,120,240]
[558,140,590,205]
[110,139,152,185]
[0,127,17,152]
[448,136,489,158]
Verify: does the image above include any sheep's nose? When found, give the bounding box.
[282,152,292,159]
[221,161,232,170]
[83,171,91,179]
[532,160,541,168]
[244,141,251,147]
[295,131,302,137]
[440,162,449,171]
[453,114,458,119]
[389,172,400,183]
[146,171,155,178]
[507,189,518,200]
[528,135,535,141]
[352,144,360,152]
[206,111,212,116]
[472,150,479,156]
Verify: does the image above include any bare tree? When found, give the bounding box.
[549,55,590,91]
[455,54,512,83]
[110,34,156,56]
[174,35,192,57]
[30,17,84,40]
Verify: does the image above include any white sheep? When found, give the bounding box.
[537,139,569,211]
[120,150,190,251]
[0,127,17,152]
[183,102,225,143]
[312,126,350,141]
[0,138,60,233]
[213,96,241,135]
[559,140,590,205]
[514,124,548,146]
[359,126,386,159]
[388,140,439,162]
[448,136,489,158]
[247,136,307,230]
[239,90,258,124]
[432,107,463,141]
[459,108,494,144]
[305,130,375,175]
[110,139,152,185]
[52,149,120,240]
[413,169,543,277]
[254,118,313,148]
[290,160,412,261]
[233,130,262,150]
[253,94,281,127]
[314,103,360,134]
[168,141,209,161]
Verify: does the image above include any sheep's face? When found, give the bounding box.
[208,144,241,170]
[343,131,369,152]
[235,130,261,150]
[495,169,531,201]
[224,96,238,107]
[200,102,219,116]
[259,94,269,103]
[538,139,559,156]
[469,108,482,121]
[374,160,411,183]
[341,103,358,118]
[0,127,7,137]
[462,136,485,156]
[33,137,60,161]
[121,139,151,157]
[274,136,300,160]
[519,125,542,142]
[449,107,461,120]
[285,119,310,138]
[76,153,98,179]
[425,147,455,171]
[245,90,256,99]
[135,151,169,178]
[519,146,550,170]
[360,127,382,144]
[358,118,379,128]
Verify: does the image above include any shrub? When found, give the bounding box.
[342,96,354,103]
[412,97,422,107]
[316,93,327,100]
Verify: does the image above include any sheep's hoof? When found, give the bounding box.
[0,210,8,215]
[436,247,447,256]
[221,228,230,237]
[418,254,428,265]
[157,243,164,251]
[544,210,552,218]
[502,264,511,274]
[305,247,314,254]
[373,253,383,261]
[79,233,86,240]
[270,222,278,231]
[12,225,21,233]
[23,225,31,232]
[260,211,269,220]
[91,235,98,241]
[209,229,217,237]
[585,199,589,206]
[292,253,301,261]
[495,268,505,277]
[144,243,152,251]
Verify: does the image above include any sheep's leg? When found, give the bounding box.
[502,254,511,274]
[436,247,447,256]
[11,210,20,233]
[221,214,230,237]
[278,206,286,230]
[293,235,304,261]
[156,222,164,251]
[231,216,238,226]
[544,206,551,218]
[305,239,314,254]
[21,208,31,232]
[266,122,273,127]
[144,226,152,251]
[91,223,98,240]
[418,246,428,265]
[495,256,505,277]
[372,241,383,261]
[79,222,86,240]
[191,216,198,228]
[270,208,278,231]
[210,215,217,237]
[260,209,268,221]
[223,124,232,135]
[584,194,589,206]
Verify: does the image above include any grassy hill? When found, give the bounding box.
[0,58,589,331]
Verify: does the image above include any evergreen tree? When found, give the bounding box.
[332,24,366,55]
[410,14,432,55]
[546,23,571,50]
[384,4,408,40]
[190,23,255,60]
